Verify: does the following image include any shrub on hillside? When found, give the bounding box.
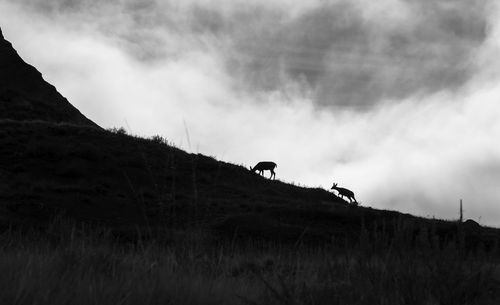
[150,135,171,146]
[108,127,127,135]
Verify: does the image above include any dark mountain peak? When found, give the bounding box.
[0,27,97,126]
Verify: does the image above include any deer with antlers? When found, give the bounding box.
[331,183,357,204]
[250,161,277,180]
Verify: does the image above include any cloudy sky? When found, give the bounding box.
[1,0,500,226]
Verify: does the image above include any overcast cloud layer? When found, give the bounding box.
[1,0,499,226]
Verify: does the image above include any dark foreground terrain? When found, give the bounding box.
[1,219,499,305]
[1,26,500,304]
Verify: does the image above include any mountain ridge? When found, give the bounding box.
[0,27,97,126]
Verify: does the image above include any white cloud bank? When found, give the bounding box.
[1,0,499,226]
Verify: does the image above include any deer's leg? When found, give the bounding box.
[271,170,275,179]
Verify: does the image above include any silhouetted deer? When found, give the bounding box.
[331,183,357,204]
[250,161,277,180]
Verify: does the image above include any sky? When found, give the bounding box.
[1,0,500,226]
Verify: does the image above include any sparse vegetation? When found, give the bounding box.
[108,126,128,135]
[0,219,498,305]
[150,134,172,147]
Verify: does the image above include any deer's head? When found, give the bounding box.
[331,183,338,189]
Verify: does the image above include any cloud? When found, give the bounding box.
[1,0,500,226]
[5,0,490,108]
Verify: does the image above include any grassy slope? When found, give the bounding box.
[0,120,341,232]
[0,119,498,248]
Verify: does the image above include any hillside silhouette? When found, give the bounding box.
[0,26,498,249]
[0,28,96,126]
